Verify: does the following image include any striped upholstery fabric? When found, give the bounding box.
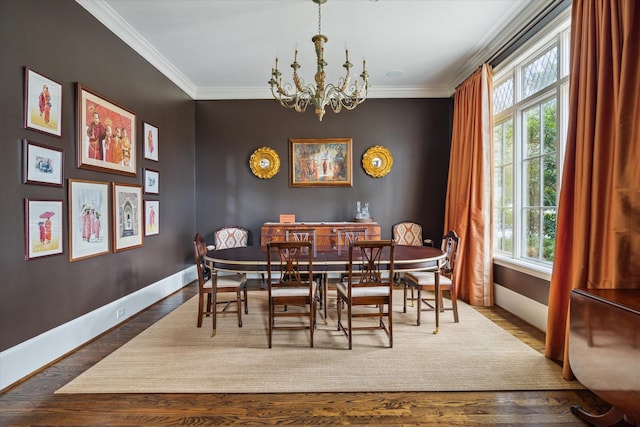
[392,222,423,246]
[214,226,249,249]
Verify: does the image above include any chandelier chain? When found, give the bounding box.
[318,1,322,35]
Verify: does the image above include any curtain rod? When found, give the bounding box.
[488,0,571,68]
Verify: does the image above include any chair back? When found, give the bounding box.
[440,230,460,276]
[214,226,248,250]
[267,241,314,294]
[193,233,211,288]
[392,221,423,246]
[347,240,395,293]
[285,228,317,258]
[337,228,368,255]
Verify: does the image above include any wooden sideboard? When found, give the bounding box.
[261,222,381,252]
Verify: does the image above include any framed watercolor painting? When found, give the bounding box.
[76,83,137,176]
[144,200,159,236]
[24,199,64,260]
[289,138,352,187]
[143,122,159,161]
[68,179,110,262]
[23,140,63,187]
[24,68,63,137]
[143,168,159,194]
[113,183,144,252]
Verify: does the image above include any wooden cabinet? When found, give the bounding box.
[261,222,381,252]
[569,288,640,425]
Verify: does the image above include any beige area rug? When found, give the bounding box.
[57,290,581,394]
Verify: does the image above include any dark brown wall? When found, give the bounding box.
[195,98,453,246]
[0,0,196,351]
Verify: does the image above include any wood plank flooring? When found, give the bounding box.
[0,280,618,426]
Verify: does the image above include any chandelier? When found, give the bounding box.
[268,0,369,121]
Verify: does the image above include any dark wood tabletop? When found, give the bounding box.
[205,244,445,273]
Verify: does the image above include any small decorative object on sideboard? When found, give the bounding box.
[355,201,373,222]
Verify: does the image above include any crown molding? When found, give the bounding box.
[75,0,197,98]
[194,86,453,100]
[447,0,553,90]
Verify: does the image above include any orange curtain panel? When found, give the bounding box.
[444,64,494,307]
[545,0,640,377]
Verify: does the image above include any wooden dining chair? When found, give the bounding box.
[336,240,395,349]
[336,227,368,255]
[193,233,247,336]
[267,240,318,348]
[285,228,317,258]
[214,225,263,289]
[213,225,249,249]
[392,221,434,296]
[403,230,460,333]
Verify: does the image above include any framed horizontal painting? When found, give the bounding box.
[143,168,159,194]
[23,140,64,187]
[143,122,159,161]
[113,182,144,252]
[289,138,352,187]
[24,68,63,137]
[76,84,137,176]
[144,200,159,236]
[24,199,64,260]
[68,179,110,262]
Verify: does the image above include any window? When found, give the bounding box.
[492,13,571,274]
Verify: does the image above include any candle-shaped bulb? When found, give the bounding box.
[345,49,349,62]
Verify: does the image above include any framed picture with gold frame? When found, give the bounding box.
[250,147,280,179]
[362,145,393,178]
[289,138,352,187]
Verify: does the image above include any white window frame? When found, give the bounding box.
[492,10,571,279]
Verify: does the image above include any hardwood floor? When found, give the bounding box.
[0,280,616,426]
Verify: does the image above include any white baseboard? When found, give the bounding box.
[494,283,548,332]
[0,266,196,391]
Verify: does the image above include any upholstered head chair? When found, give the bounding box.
[214,226,249,250]
[392,221,432,246]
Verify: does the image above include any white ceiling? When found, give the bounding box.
[77,0,552,100]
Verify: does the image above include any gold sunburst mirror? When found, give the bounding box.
[249,147,280,179]
[362,145,393,178]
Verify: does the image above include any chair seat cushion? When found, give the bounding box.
[405,272,452,286]
[272,281,317,297]
[336,282,390,297]
[204,273,246,289]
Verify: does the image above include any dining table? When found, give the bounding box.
[205,244,447,330]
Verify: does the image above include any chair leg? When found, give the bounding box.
[416,288,421,326]
[388,302,393,348]
[244,286,249,314]
[197,292,205,327]
[347,303,353,350]
[211,290,218,337]
[268,299,273,348]
[236,290,242,327]
[336,293,342,330]
[403,282,407,313]
[309,299,314,348]
[323,274,328,325]
[449,288,459,323]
